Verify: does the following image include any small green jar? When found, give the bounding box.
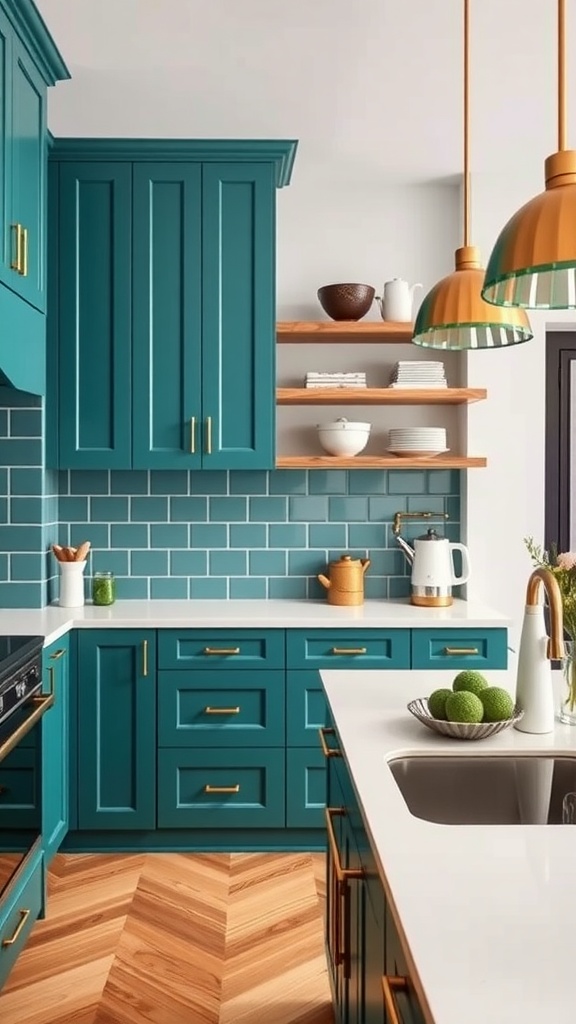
[92,571,116,606]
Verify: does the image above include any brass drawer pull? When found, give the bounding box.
[318,726,341,759]
[2,909,31,947]
[442,647,479,656]
[10,223,23,273]
[381,975,408,1024]
[49,648,66,660]
[142,640,148,677]
[21,226,28,277]
[326,807,363,979]
[189,416,196,454]
[204,706,240,715]
[203,647,240,656]
[205,415,212,455]
[204,784,240,794]
[331,647,367,656]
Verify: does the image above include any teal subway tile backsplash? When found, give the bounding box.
[0,389,461,604]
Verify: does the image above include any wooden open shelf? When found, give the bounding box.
[276,321,413,342]
[277,387,486,406]
[275,455,487,469]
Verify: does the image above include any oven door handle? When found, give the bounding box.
[0,693,54,765]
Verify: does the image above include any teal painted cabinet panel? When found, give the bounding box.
[77,630,156,830]
[57,162,132,468]
[286,746,326,828]
[10,35,45,311]
[41,636,69,863]
[132,163,203,469]
[202,162,275,469]
[158,669,285,748]
[0,6,11,292]
[157,628,285,671]
[411,628,508,670]
[287,630,411,671]
[0,841,43,991]
[157,747,284,828]
[287,671,329,745]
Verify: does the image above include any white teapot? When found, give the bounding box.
[375,278,422,322]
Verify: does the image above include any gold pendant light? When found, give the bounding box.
[412,0,532,349]
[483,0,576,308]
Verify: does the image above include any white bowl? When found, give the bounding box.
[317,417,371,457]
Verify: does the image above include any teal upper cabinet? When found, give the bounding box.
[49,139,297,470]
[0,0,68,395]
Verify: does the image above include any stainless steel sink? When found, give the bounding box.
[388,755,576,824]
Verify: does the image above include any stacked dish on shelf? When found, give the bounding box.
[387,427,448,458]
[388,360,447,389]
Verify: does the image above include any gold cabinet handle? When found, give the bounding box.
[442,647,479,655]
[205,415,212,455]
[318,726,341,758]
[10,223,22,273]
[49,648,66,660]
[204,784,240,794]
[381,975,409,1024]
[2,909,31,947]
[204,706,240,715]
[21,226,28,277]
[325,807,362,979]
[189,416,196,454]
[142,640,148,677]
[202,647,240,656]
[331,647,367,656]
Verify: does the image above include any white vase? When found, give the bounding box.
[59,560,87,607]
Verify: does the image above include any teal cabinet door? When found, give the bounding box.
[10,35,46,311]
[286,747,326,828]
[57,162,132,468]
[202,162,275,469]
[132,163,203,469]
[41,636,69,863]
[77,630,156,830]
[0,841,43,991]
[0,6,12,292]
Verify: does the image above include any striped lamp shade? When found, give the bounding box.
[482,151,576,309]
[412,246,533,351]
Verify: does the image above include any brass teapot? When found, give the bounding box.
[317,554,371,606]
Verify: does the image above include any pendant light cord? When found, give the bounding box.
[463,0,470,247]
[558,0,567,150]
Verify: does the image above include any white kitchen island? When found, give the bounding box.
[321,667,576,1024]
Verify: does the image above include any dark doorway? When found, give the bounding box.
[545,332,576,553]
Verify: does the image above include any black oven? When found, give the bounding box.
[0,637,47,899]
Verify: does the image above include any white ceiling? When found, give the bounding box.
[36,0,576,183]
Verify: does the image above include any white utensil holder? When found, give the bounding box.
[59,560,87,607]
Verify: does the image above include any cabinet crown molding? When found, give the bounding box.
[2,0,70,83]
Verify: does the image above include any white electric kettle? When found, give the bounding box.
[397,528,471,607]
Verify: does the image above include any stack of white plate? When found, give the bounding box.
[387,427,448,458]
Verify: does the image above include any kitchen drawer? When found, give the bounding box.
[158,629,285,671]
[0,841,43,990]
[158,670,285,747]
[411,629,508,670]
[286,747,326,828]
[287,630,410,671]
[0,748,39,829]
[287,671,329,746]
[157,748,285,828]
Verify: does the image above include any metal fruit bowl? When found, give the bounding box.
[407,697,524,740]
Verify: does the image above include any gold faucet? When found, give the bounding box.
[525,568,565,660]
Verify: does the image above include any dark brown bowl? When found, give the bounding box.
[317,283,375,321]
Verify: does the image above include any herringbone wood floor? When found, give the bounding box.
[0,853,333,1024]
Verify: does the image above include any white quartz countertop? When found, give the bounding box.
[321,668,576,1024]
[0,598,510,645]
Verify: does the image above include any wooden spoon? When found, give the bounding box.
[52,544,65,561]
[75,541,91,562]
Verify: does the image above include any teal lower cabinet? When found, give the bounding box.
[41,636,70,863]
[77,630,157,830]
[0,840,43,990]
[286,747,326,828]
[324,730,426,1024]
[411,628,508,670]
[157,748,285,828]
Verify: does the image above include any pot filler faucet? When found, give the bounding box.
[515,567,565,735]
